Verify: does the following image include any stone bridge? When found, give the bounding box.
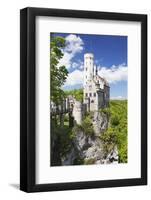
[50,98,74,127]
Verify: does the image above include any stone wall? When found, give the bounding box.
[72,101,83,125]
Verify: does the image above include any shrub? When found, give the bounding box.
[72,124,83,133]
[64,114,69,122]
[100,127,118,156]
[84,158,96,165]
[100,108,111,116]
[81,116,94,136]
[111,115,119,126]
[73,157,84,165]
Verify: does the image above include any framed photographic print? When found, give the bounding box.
[20,7,147,192]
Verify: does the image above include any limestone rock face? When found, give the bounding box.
[74,131,104,163]
[92,111,109,136]
[61,111,118,165]
[102,146,119,164]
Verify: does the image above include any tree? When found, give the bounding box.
[50,35,68,104]
[65,89,83,102]
[100,100,128,163]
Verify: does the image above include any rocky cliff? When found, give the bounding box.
[62,111,118,165]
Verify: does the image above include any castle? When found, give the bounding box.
[83,53,109,111]
[50,53,110,126]
[72,53,110,124]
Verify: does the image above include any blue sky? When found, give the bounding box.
[51,33,128,99]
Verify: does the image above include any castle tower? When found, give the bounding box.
[84,53,94,86]
[72,101,83,125]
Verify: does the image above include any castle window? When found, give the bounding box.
[86,67,87,71]
[89,85,92,90]
[94,93,96,97]
[91,100,94,103]
[85,93,88,97]
[86,75,87,79]
[89,93,92,97]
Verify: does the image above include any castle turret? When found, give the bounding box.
[84,53,94,86]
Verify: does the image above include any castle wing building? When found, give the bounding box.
[83,53,110,112]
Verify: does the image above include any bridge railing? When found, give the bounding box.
[50,98,73,116]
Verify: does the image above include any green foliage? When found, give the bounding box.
[72,124,83,133]
[101,100,128,163]
[50,34,68,104]
[65,89,83,102]
[73,155,84,165]
[81,115,94,136]
[100,107,110,116]
[72,114,94,136]
[64,114,69,122]
[100,127,118,156]
[111,115,120,126]
[84,158,96,165]
[51,119,73,156]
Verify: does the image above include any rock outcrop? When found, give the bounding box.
[92,111,109,136]
[62,111,118,165]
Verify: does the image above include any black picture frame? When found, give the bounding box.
[20,7,147,192]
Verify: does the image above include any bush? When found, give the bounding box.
[81,116,94,136]
[100,127,118,157]
[64,114,69,122]
[84,158,96,165]
[73,157,84,165]
[111,115,119,126]
[72,124,83,133]
[100,108,111,116]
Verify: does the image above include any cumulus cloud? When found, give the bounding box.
[65,34,84,54]
[63,63,127,88]
[63,69,84,87]
[111,96,127,100]
[58,34,84,69]
[98,64,127,84]
[71,60,84,69]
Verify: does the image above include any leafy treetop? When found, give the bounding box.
[50,35,68,104]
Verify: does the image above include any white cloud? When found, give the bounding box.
[98,64,128,84]
[63,69,84,87]
[111,96,127,100]
[72,62,79,69]
[65,34,84,54]
[58,34,84,69]
[63,63,127,88]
